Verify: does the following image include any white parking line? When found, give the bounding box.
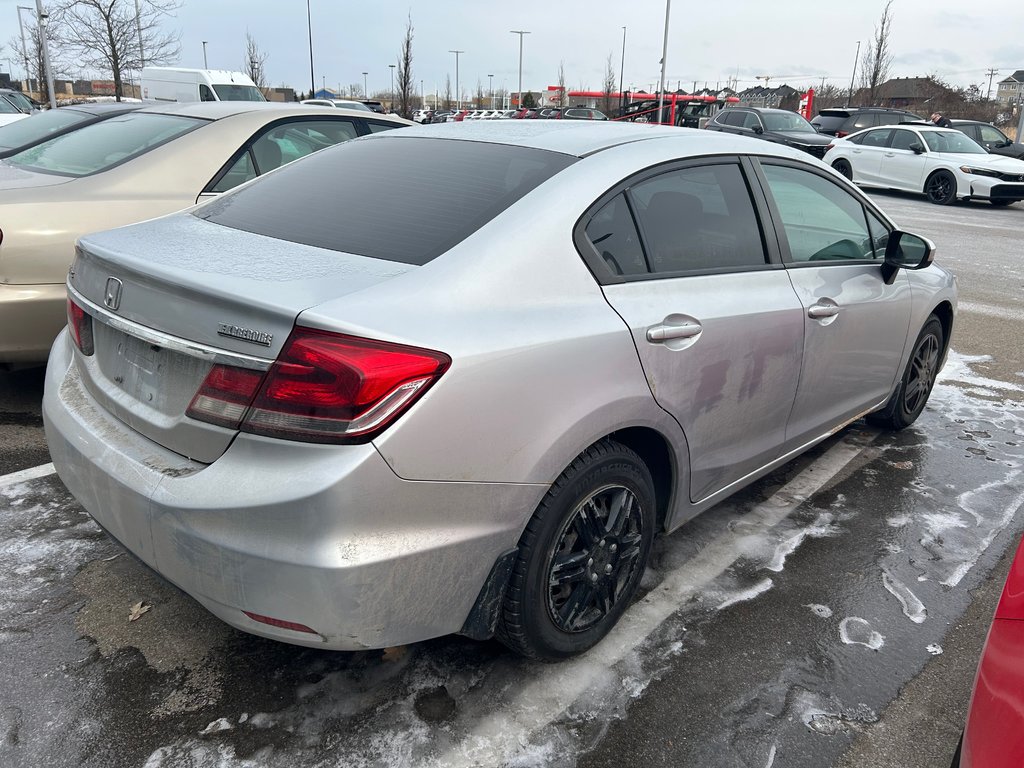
[0,462,56,488]
[437,434,875,767]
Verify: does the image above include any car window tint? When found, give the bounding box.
[850,113,876,130]
[6,113,203,177]
[210,150,256,193]
[0,107,88,149]
[585,194,647,276]
[860,129,893,147]
[365,120,399,133]
[199,84,216,102]
[890,129,918,151]
[875,113,901,125]
[251,119,359,172]
[197,137,576,264]
[630,164,766,273]
[864,208,889,259]
[718,110,741,126]
[0,97,21,114]
[741,112,762,130]
[979,125,1008,144]
[762,164,874,263]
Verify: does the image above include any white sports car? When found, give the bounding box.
[822,124,1024,206]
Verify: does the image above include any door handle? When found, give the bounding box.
[884,152,895,157]
[647,322,702,342]
[807,303,840,319]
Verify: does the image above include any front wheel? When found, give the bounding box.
[868,317,944,430]
[925,170,958,205]
[832,159,853,181]
[496,440,656,660]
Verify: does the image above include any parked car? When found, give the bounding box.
[560,107,609,121]
[823,123,1024,205]
[430,110,453,123]
[0,88,40,114]
[141,67,265,103]
[706,107,834,158]
[0,102,411,363]
[359,100,386,114]
[0,102,144,159]
[810,107,925,137]
[0,96,30,128]
[949,119,1024,159]
[44,122,955,661]
[953,534,1024,768]
[301,99,372,112]
[412,109,435,123]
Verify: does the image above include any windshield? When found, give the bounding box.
[762,112,815,133]
[3,92,34,113]
[212,84,266,102]
[0,97,20,115]
[922,130,986,154]
[7,113,204,177]
[198,136,576,265]
[0,107,89,150]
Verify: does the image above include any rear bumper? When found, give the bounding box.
[43,330,545,650]
[0,282,66,363]
[960,618,1024,767]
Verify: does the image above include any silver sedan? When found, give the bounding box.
[43,122,956,660]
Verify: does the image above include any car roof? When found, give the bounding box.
[367,120,794,158]
[134,101,399,121]
[60,102,145,115]
[948,119,988,126]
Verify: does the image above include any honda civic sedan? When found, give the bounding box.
[43,122,956,660]
[823,124,1024,206]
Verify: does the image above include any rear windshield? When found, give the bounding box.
[213,84,266,102]
[0,107,89,150]
[196,136,577,264]
[7,113,204,177]
[810,114,847,131]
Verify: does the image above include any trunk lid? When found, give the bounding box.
[69,213,415,462]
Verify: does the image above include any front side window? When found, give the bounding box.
[584,194,647,276]
[199,84,216,102]
[7,113,203,177]
[890,129,919,151]
[630,163,767,273]
[365,120,398,133]
[979,125,1009,145]
[762,164,875,263]
[741,112,763,131]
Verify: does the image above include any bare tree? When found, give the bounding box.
[556,61,566,108]
[443,74,452,110]
[54,0,181,101]
[243,31,267,91]
[9,12,64,103]
[396,13,413,118]
[475,79,484,109]
[859,0,894,104]
[602,53,616,114]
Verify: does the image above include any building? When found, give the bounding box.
[736,84,799,110]
[858,76,956,109]
[996,71,1024,105]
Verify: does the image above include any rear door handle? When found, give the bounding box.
[647,322,702,342]
[884,152,895,157]
[807,302,840,319]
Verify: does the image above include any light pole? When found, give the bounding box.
[510,30,530,108]
[488,73,494,109]
[34,0,55,108]
[202,41,208,69]
[657,0,671,125]
[362,71,368,98]
[16,7,32,87]
[449,50,464,109]
[322,75,326,95]
[305,0,315,97]
[847,40,861,107]
[619,26,626,112]
[389,63,396,111]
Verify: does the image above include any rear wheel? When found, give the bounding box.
[868,316,944,430]
[925,170,957,205]
[497,440,655,660]
[832,159,853,181]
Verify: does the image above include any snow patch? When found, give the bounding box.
[805,604,833,618]
[882,571,927,623]
[839,617,884,650]
[927,644,943,656]
[718,578,774,610]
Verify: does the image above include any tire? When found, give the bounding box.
[496,439,656,660]
[925,170,957,205]
[990,199,1015,207]
[832,159,853,181]
[868,316,944,430]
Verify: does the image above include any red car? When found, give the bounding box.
[956,535,1024,766]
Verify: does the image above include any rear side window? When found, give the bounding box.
[847,113,876,131]
[630,164,767,273]
[198,136,576,264]
[7,113,203,177]
[585,194,647,276]
[861,129,893,147]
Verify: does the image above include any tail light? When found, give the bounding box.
[836,130,849,138]
[825,143,835,152]
[186,327,450,444]
[67,297,95,356]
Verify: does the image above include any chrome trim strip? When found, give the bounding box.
[67,282,273,371]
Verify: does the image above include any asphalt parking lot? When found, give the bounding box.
[1,191,1022,768]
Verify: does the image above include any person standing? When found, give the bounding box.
[930,112,952,128]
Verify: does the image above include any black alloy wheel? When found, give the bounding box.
[497,440,656,660]
[925,170,958,205]
[868,316,944,430]
[832,159,853,181]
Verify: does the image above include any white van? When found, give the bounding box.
[141,67,266,103]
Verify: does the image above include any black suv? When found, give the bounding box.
[949,119,1024,159]
[810,107,924,137]
[705,107,834,158]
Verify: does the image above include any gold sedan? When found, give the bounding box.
[0,101,411,364]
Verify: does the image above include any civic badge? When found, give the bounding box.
[104,277,123,311]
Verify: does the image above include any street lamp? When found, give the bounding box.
[362,71,368,98]
[202,41,208,69]
[846,41,862,108]
[619,26,627,112]
[34,0,55,108]
[449,50,464,109]
[488,73,494,109]
[509,30,530,108]
[17,6,32,87]
[657,1,671,124]
[305,0,315,96]
[389,63,396,111]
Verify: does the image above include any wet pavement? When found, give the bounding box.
[0,193,1022,767]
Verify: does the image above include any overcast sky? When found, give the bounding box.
[6,0,1024,97]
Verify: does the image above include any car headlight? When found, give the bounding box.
[959,166,1001,178]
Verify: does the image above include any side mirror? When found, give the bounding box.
[752,125,764,134]
[909,142,925,154]
[881,231,934,284]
